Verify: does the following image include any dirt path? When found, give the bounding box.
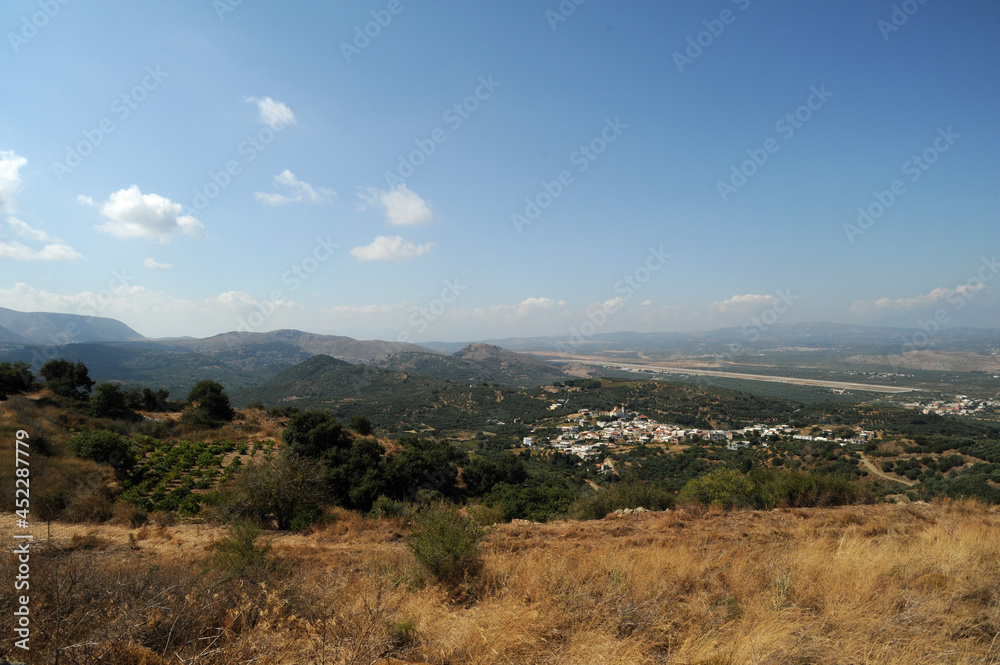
[859,454,917,486]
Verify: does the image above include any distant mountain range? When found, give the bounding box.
[0,307,143,345]
[0,308,573,394]
[152,329,436,366]
[1,307,997,399]
[424,323,1000,357]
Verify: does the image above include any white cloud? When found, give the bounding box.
[0,282,136,316]
[519,296,562,310]
[851,282,989,314]
[708,293,778,314]
[350,235,433,262]
[254,170,334,205]
[358,184,434,226]
[8,217,54,243]
[244,96,297,128]
[0,155,83,261]
[143,257,173,270]
[0,241,82,261]
[1,217,81,262]
[601,296,626,312]
[88,185,206,241]
[472,297,568,320]
[0,150,28,214]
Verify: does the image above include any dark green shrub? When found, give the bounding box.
[407,502,485,586]
[678,468,755,509]
[0,361,35,399]
[178,494,201,516]
[750,469,873,509]
[214,451,327,530]
[180,409,223,430]
[71,430,136,471]
[369,495,406,519]
[40,359,93,400]
[282,411,351,458]
[483,480,576,522]
[569,481,675,520]
[187,380,234,422]
[90,383,138,420]
[349,414,374,435]
[462,453,527,496]
[288,506,321,532]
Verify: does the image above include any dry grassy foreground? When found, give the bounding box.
[3,500,999,665]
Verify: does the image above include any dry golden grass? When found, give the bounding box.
[2,500,999,664]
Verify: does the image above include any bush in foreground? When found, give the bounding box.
[209,521,280,584]
[751,468,875,508]
[209,451,327,530]
[407,502,485,587]
[679,467,756,509]
[678,467,876,511]
[70,430,137,472]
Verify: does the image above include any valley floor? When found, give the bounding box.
[537,353,919,394]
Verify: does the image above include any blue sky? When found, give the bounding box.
[1,0,998,342]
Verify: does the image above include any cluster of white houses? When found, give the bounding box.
[526,406,877,459]
[902,395,1000,418]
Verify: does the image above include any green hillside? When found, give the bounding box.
[451,343,569,386]
[3,343,256,396]
[374,344,568,388]
[373,351,487,383]
[239,354,555,432]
